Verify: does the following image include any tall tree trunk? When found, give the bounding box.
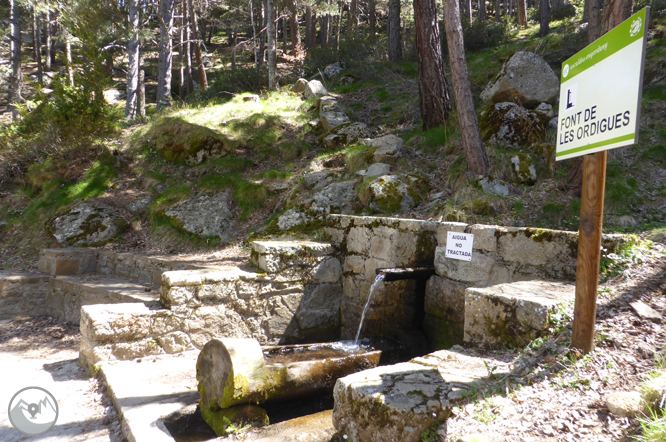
[321,0,331,47]
[259,2,266,66]
[413,0,451,130]
[188,0,208,90]
[468,0,473,22]
[540,0,550,36]
[443,0,489,175]
[479,0,487,21]
[125,0,140,120]
[282,16,288,53]
[9,0,22,120]
[369,0,376,35]
[305,6,313,50]
[139,69,146,118]
[184,0,193,94]
[45,7,52,71]
[251,0,259,66]
[64,27,74,87]
[288,0,301,52]
[179,0,186,98]
[599,0,633,34]
[157,0,175,110]
[517,0,528,26]
[348,0,358,36]
[388,0,402,62]
[496,0,501,18]
[32,6,43,85]
[267,0,277,89]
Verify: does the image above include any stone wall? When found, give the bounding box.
[325,215,628,348]
[80,241,343,367]
[96,250,204,285]
[0,271,51,320]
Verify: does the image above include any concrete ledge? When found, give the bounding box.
[463,280,574,346]
[250,240,335,274]
[333,349,509,442]
[38,248,97,276]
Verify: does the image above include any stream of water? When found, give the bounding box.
[354,273,386,343]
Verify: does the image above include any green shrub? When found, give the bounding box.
[455,19,509,52]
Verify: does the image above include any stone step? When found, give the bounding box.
[463,280,574,347]
[332,348,510,442]
[0,271,51,320]
[99,351,200,442]
[221,410,336,442]
[49,274,159,323]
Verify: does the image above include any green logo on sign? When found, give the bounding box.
[630,17,642,37]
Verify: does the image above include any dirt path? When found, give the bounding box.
[0,316,124,442]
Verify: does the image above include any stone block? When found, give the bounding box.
[343,256,366,274]
[38,248,97,276]
[434,246,510,285]
[80,303,153,343]
[343,276,361,302]
[251,240,335,273]
[301,283,342,311]
[469,224,499,252]
[463,280,574,346]
[333,349,509,442]
[312,258,342,283]
[370,236,392,261]
[347,227,370,254]
[435,223,468,245]
[0,271,51,319]
[364,258,391,283]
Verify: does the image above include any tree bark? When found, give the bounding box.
[348,0,358,36]
[179,0,186,98]
[8,0,22,120]
[517,0,528,26]
[45,7,52,71]
[157,0,175,110]
[540,0,550,36]
[188,0,208,90]
[125,0,140,120]
[321,0,331,48]
[267,0,277,89]
[259,3,266,66]
[599,0,633,34]
[287,0,301,52]
[443,0,490,175]
[32,5,43,85]
[369,0,376,36]
[468,0,473,22]
[305,5,313,50]
[496,0,501,19]
[479,0,487,21]
[64,27,74,87]
[388,0,402,62]
[413,0,451,130]
[184,0,194,94]
[139,69,146,118]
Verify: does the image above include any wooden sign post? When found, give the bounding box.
[555,7,650,353]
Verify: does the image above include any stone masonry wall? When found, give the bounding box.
[96,250,204,285]
[0,271,51,320]
[325,215,628,348]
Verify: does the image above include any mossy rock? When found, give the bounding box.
[200,402,268,437]
[479,102,548,148]
[358,174,430,213]
[49,203,126,247]
[142,117,235,165]
[510,153,537,185]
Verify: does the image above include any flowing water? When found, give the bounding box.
[354,273,386,343]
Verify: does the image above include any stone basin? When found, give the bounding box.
[197,338,381,436]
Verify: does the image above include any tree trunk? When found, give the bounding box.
[305,6,313,50]
[139,69,146,118]
[125,0,140,119]
[188,0,208,90]
[517,0,528,26]
[184,0,193,94]
[369,0,376,36]
[32,6,43,85]
[443,0,490,175]
[468,0,473,22]
[413,0,451,130]
[288,0,301,52]
[64,27,74,87]
[282,16,289,53]
[251,0,258,66]
[259,3,266,66]
[479,0,487,21]
[157,0,175,110]
[179,0,186,98]
[348,0,358,36]
[321,0,331,48]
[496,0,501,18]
[45,7,52,71]
[599,0,633,34]
[267,0,277,89]
[388,0,402,62]
[540,0,550,36]
[8,0,22,120]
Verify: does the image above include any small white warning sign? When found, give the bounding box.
[445,232,474,262]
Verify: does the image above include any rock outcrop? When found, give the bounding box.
[50,204,125,247]
[163,191,236,243]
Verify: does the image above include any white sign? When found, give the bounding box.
[445,232,474,262]
[556,7,650,161]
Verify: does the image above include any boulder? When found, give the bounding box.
[323,62,344,78]
[357,163,391,178]
[50,204,125,247]
[511,153,537,185]
[360,135,404,163]
[606,392,646,418]
[309,181,356,214]
[480,51,559,108]
[304,80,328,99]
[339,75,355,86]
[360,175,430,213]
[277,209,313,231]
[321,123,370,149]
[163,191,236,243]
[292,78,309,93]
[320,111,351,132]
[478,176,509,197]
[480,102,547,148]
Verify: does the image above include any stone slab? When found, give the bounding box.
[464,280,574,346]
[100,352,200,442]
[38,248,97,276]
[630,301,662,323]
[333,349,509,442]
[221,410,335,442]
